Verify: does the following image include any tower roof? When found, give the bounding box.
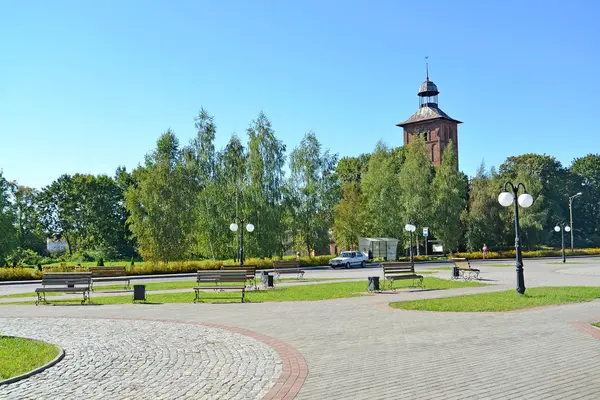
[396,105,462,127]
[418,79,439,97]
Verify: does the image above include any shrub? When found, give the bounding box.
[97,257,104,266]
[0,268,42,281]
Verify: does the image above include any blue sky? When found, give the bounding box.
[1,0,599,189]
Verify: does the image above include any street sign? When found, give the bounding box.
[423,227,429,237]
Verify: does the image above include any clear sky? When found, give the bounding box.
[1,0,599,189]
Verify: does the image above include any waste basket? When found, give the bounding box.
[133,284,146,302]
[368,276,380,291]
[262,271,274,288]
[452,266,459,279]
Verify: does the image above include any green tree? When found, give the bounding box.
[38,174,79,254]
[570,154,600,247]
[465,161,504,251]
[333,182,365,250]
[0,171,16,265]
[399,135,433,253]
[12,185,46,255]
[361,142,404,238]
[245,112,287,257]
[125,130,195,261]
[431,141,467,253]
[289,132,339,254]
[497,154,569,249]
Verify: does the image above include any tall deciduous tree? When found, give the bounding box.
[431,141,467,253]
[361,142,404,238]
[245,112,287,257]
[569,154,600,247]
[0,171,16,265]
[465,161,504,251]
[399,135,432,253]
[289,132,339,254]
[12,186,45,255]
[125,130,195,261]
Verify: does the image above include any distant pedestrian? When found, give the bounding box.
[296,251,300,261]
[482,244,489,259]
[368,249,373,261]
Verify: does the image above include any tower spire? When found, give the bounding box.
[425,56,429,80]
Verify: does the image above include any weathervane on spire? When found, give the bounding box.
[425,56,429,80]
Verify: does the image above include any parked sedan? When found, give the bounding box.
[329,251,368,268]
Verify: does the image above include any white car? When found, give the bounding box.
[329,251,368,268]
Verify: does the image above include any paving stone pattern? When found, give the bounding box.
[0,318,282,400]
[2,258,600,399]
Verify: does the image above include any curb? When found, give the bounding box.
[0,342,65,386]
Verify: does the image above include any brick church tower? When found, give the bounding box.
[396,67,461,167]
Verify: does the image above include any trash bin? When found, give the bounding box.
[133,284,146,302]
[452,266,459,279]
[262,271,274,288]
[368,276,380,291]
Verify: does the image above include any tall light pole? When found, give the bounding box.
[230,219,255,266]
[554,223,571,263]
[404,222,416,266]
[569,192,582,254]
[498,182,534,295]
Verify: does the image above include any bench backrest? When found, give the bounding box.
[221,265,256,279]
[196,270,247,284]
[273,260,301,269]
[381,262,415,275]
[450,258,471,269]
[89,266,127,277]
[42,272,93,287]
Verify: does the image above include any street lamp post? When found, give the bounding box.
[404,222,416,266]
[568,192,582,254]
[554,223,571,263]
[498,182,534,295]
[229,219,255,266]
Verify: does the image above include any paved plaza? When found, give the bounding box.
[2,258,600,399]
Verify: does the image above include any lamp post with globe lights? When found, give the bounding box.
[554,223,571,263]
[498,182,534,295]
[569,192,582,254]
[229,218,254,266]
[404,222,416,266]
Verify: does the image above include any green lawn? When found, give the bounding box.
[17,277,485,305]
[0,336,60,380]
[547,261,585,265]
[592,322,600,328]
[0,292,64,299]
[0,278,349,299]
[390,286,600,312]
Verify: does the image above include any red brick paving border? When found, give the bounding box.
[21,315,308,400]
[573,321,600,340]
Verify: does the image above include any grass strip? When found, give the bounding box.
[390,286,600,312]
[14,278,485,305]
[0,336,60,380]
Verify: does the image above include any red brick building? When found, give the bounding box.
[396,71,461,167]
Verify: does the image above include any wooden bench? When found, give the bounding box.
[193,270,247,303]
[89,266,130,290]
[35,272,92,305]
[221,265,258,289]
[381,262,424,289]
[272,260,305,280]
[451,258,480,280]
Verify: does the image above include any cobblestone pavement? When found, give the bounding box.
[2,259,600,399]
[0,318,282,400]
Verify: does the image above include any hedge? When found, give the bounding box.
[0,255,337,282]
[454,248,600,260]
